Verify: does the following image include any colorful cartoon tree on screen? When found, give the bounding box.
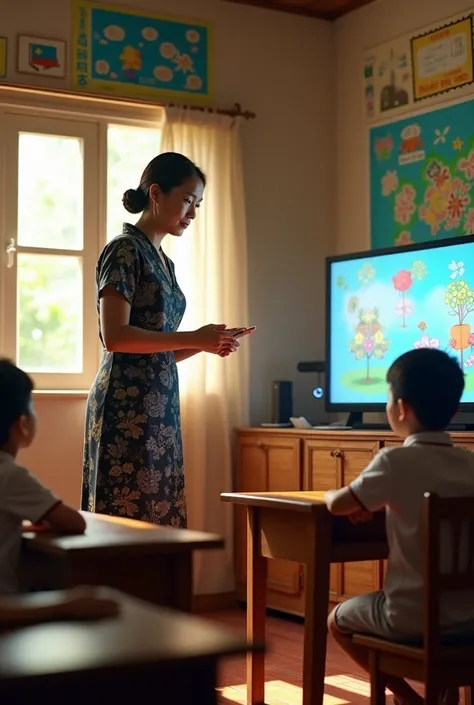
[445,280,474,368]
[393,269,413,327]
[349,308,389,381]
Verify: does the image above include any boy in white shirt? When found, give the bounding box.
[325,348,474,705]
[0,359,103,593]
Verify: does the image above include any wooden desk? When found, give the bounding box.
[221,490,388,705]
[21,512,224,612]
[0,588,261,705]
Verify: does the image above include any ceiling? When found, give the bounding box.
[223,0,378,20]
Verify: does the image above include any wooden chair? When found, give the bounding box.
[353,493,474,705]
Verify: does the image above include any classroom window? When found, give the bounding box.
[1,112,100,391]
[0,106,163,391]
[106,124,161,240]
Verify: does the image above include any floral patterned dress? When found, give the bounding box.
[82,223,187,528]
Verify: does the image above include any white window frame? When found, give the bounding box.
[0,86,164,392]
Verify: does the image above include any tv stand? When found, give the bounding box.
[448,422,474,431]
[346,411,390,431]
[346,412,474,432]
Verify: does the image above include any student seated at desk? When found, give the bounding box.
[324,349,474,705]
[0,586,119,630]
[0,359,86,595]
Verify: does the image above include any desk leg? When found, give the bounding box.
[247,506,267,705]
[169,553,193,613]
[303,512,331,705]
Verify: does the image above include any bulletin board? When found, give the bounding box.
[370,96,474,249]
[72,0,213,102]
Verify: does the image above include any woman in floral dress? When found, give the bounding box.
[82,152,238,528]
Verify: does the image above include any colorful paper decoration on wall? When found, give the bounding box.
[370,97,474,249]
[411,16,474,102]
[364,11,474,122]
[364,37,413,121]
[72,0,212,102]
[17,36,66,78]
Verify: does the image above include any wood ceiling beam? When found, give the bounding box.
[222,0,377,21]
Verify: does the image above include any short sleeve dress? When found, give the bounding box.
[81,223,187,528]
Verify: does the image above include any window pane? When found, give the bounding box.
[17,254,83,373]
[107,125,160,241]
[18,133,84,250]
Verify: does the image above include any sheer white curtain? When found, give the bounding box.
[161,108,249,595]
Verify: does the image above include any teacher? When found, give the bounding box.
[82,152,238,528]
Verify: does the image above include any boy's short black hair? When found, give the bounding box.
[386,348,464,431]
[0,359,34,446]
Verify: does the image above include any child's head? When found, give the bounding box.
[0,359,36,454]
[386,348,464,436]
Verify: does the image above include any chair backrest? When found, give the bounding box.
[422,492,474,659]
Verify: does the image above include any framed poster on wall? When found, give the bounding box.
[72,0,213,102]
[411,16,474,102]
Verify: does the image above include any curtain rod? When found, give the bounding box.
[0,83,256,120]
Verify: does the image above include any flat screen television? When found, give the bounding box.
[326,235,474,427]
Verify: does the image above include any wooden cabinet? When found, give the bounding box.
[233,428,474,617]
[234,432,304,615]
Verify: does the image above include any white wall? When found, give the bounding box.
[20,395,86,507]
[335,0,474,255]
[4,0,335,506]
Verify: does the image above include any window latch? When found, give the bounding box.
[5,238,16,268]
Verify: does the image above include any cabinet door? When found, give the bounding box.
[265,438,302,596]
[234,437,267,587]
[234,435,302,598]
[303,441,340,599]
[304,439,383,600]
[340,441,382,599]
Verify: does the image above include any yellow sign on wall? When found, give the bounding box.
[411,16,474,101]
[0,37,7,79]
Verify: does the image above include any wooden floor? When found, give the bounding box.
[210,608,467,705]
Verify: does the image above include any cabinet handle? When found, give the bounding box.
[330,448,344,458]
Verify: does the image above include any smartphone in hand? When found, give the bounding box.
[228,326,256,338]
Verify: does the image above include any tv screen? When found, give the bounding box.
[327,236,474,409]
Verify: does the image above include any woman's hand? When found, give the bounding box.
[191,324,235,354]
[218,338,240,357]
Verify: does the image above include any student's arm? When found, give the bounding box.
[41,502,86,534]
[0,588,119,629]
[324,451,395,517]
[324,487,364,515]
[5,466,85,535]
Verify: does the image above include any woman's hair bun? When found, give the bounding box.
[122,187,148,214]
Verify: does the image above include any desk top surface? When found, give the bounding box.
[221,492,388,543]
[221,490,327,512]
[0,589,255,682]
[23,512,224,555]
